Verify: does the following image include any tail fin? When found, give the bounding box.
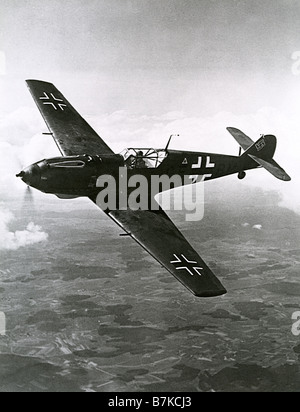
[244,134,277,159]
[242,135,291,181]
[227,128,291,182]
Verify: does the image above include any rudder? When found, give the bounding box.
[242,135,277,160]
[241,135,291,181]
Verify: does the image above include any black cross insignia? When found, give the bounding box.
[170,254,203,277]
[39,92,67,111]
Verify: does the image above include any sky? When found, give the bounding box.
[1,0,300,247]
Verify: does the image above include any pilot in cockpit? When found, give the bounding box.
[135,151,147,168]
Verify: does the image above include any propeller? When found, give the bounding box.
[24,185,34,204]
[15,159,35,204]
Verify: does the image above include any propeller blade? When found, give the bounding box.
[24,186,34,203]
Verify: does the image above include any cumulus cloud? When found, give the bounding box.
[0,107,59,198]
[252,225,263,230]
[242,223,250,228]
[0,207,48,251]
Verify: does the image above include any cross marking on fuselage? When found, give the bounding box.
[170,254,203,277]
[192,156,215,169]
[39,92,67,111]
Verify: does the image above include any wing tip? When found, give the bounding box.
[26,79,54,87]
[278,171,292,182]
[194,288,227,298]
[226,127,240,134]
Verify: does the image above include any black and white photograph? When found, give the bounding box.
[1,0,300,394]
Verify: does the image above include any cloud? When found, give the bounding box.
[242,223,250,228]
[0,206,48,251]
[252,225,263,230]
[0,107,59,198]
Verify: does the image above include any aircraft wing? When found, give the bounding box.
[103,204,227,297]
[26,80,114,156]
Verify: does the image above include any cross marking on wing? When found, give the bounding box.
[39,92,67,111]
[170,254,203,277]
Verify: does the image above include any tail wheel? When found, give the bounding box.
[238,171,246,180]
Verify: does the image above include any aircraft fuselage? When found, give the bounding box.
[17,149,258,200]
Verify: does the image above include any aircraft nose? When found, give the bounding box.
[16,164,41,187]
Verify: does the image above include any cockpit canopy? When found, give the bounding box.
[120,148,168,169]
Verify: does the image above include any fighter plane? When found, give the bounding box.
[17,80,291,298]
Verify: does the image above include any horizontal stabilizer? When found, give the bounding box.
[248,155,291,181]
[227,127,254,151]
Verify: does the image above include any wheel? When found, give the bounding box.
[238,171,246,180]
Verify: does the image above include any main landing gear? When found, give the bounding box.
[238,171,246,180]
